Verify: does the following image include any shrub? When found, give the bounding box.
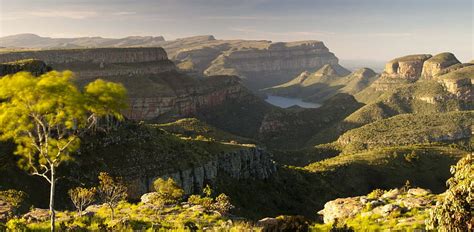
[212,194,234,215]
[153,178,184,205]
[6,218,27,231]
[367,189,384,199]
[0,189,28,216]
[404,151,419,163]
[68,187,96,216]
[426,154,473,231]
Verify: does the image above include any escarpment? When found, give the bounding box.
[0,48,175,79]
[75,124,276,199]
[0,48,258,121]
[203,41,340,89]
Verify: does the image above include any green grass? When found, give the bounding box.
[156,118,256,145]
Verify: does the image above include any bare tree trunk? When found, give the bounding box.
[49,166,56,232]
[110,205,114,220]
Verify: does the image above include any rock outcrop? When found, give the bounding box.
[318,187,436,225]
[126,147,276,198]
[421,52,461,79]
[436,65,474,101]
[383,54,432,80]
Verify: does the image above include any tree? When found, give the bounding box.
[0,71,127,231]
[426,154,473,231]
[97,172,128,220]
[153,178,184,205]
[68,187,96,216]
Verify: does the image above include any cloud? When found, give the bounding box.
[201,15,282,21]
[229,27,335,37]
[112,11,137,16]
[29,10,98,19]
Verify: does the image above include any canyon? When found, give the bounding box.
[1,34,342,90]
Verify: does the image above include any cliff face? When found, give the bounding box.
[125,75,254,120]
[421,53,460,79]
[152,148,276,196]
[383,54,432,80]
[203,41,340,89]
[0,48,176,80]
[0,48,256,121]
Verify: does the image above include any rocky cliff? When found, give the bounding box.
[0,48,175,80]
[74,124,277,199]
[0,48,258,121]
[154,147,276,196]
[383,54,432,80]
[421,52,460,79]
[203,41,340,89]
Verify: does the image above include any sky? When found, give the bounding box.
[0,0,472,61]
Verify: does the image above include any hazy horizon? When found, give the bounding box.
[1,0,472,62]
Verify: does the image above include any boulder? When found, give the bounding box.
[318,197,364,224]
[381,189,401,200]
[22,208,50,222]
[407,188,431,197]
[140,192,159,204]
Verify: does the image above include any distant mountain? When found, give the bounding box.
[0,33,166,49]
[263,64,378,103]
[0,34,343,90]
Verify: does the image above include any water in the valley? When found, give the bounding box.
[264,95,321,108]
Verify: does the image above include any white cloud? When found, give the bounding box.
[112,11,137,16]
[29,10,98,19]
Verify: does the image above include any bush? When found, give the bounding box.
[153,178,184,205]
[0,189,28,217]
[6,218,27,231]
[367,189,384,199]
[212,194,234,215]
[426,154,473,231]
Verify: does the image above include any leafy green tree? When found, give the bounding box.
[97,172,128,220]
[68,187,96,216]
[0,71,127,231]
[426,154,473,231]
[153,178,184,204]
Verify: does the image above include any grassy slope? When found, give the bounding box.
[308,80,468,146]
[337,111,473,153]
[216,144,466,219]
